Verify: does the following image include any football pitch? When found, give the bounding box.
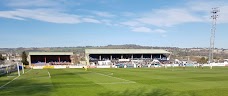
[1,67,228,96]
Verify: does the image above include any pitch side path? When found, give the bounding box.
[1,67,228,96]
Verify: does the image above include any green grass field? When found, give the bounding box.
[1,67,228,96]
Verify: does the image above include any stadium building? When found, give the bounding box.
[28,52,74,67]
[85,49,171,64]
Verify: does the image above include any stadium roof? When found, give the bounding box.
[85,49,171,54]
[28,52,73,55]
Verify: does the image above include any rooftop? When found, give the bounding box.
[85,49,171,54]
[28,52,73,55]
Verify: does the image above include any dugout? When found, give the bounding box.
[28,52,73,67]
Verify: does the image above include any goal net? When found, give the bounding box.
[0,63,24,77]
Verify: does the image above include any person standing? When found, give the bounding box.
[84,65,88,71]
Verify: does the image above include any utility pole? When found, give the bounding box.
[209,7,219,69]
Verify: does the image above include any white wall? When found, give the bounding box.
[96,65,111,68]
[69,65,84,68]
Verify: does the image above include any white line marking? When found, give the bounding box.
[0,76,20,89]
[93,72,136,83]
[25,69,32,74]
[48,71,51,78]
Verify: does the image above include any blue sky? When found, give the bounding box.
[0,0,227,48]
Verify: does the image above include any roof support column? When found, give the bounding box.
[70,55,73,64]
[131,54,133,60]
[151,54,153,60]
[110,55,112,60]
[141,54,143,59]
[85,54,89,65]
[99,55,101,60]
[167,54,171,60]
[160,54,162,59]
[28,55,31,68]
[121,55,123,59]
[58,56,60,62]
[44,56,46,63]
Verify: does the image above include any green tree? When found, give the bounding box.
[197,57,208,64]
[21,51,29,65]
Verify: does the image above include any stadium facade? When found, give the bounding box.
[85,49,171,64]
[28,52,74,67]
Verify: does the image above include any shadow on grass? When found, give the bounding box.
[99,88,198,96]
[0,78,54,96]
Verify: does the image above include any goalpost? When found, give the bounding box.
[17,63,20,76]
[17,63,25,76]
[0,63,25,77]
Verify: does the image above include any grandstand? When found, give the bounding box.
[85,49,171,64]
[28,52,73,67]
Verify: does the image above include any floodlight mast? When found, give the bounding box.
[209,7,219,69]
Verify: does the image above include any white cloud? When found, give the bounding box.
[218,6,228,23]
[153,29,166,33]
[0,9,80,23]
[101,19,113,26]
[82,18,101,23]
[92,11,115,18]
[131,27,166,33]
[132,27,151,32]
[0,11,25,20]
[2,0,228,33]
[121,7,204,33]
[121,1,228,30]
[6,0,61,8]
[5,0,82,10]
[187,1,228,24]
[137,9,203,27]
[121,12,135,17]
[120,6,208,34]
[121,21,142,27]
[0,9,101,24]
[187,1,213,12]
[187,1,225,12]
